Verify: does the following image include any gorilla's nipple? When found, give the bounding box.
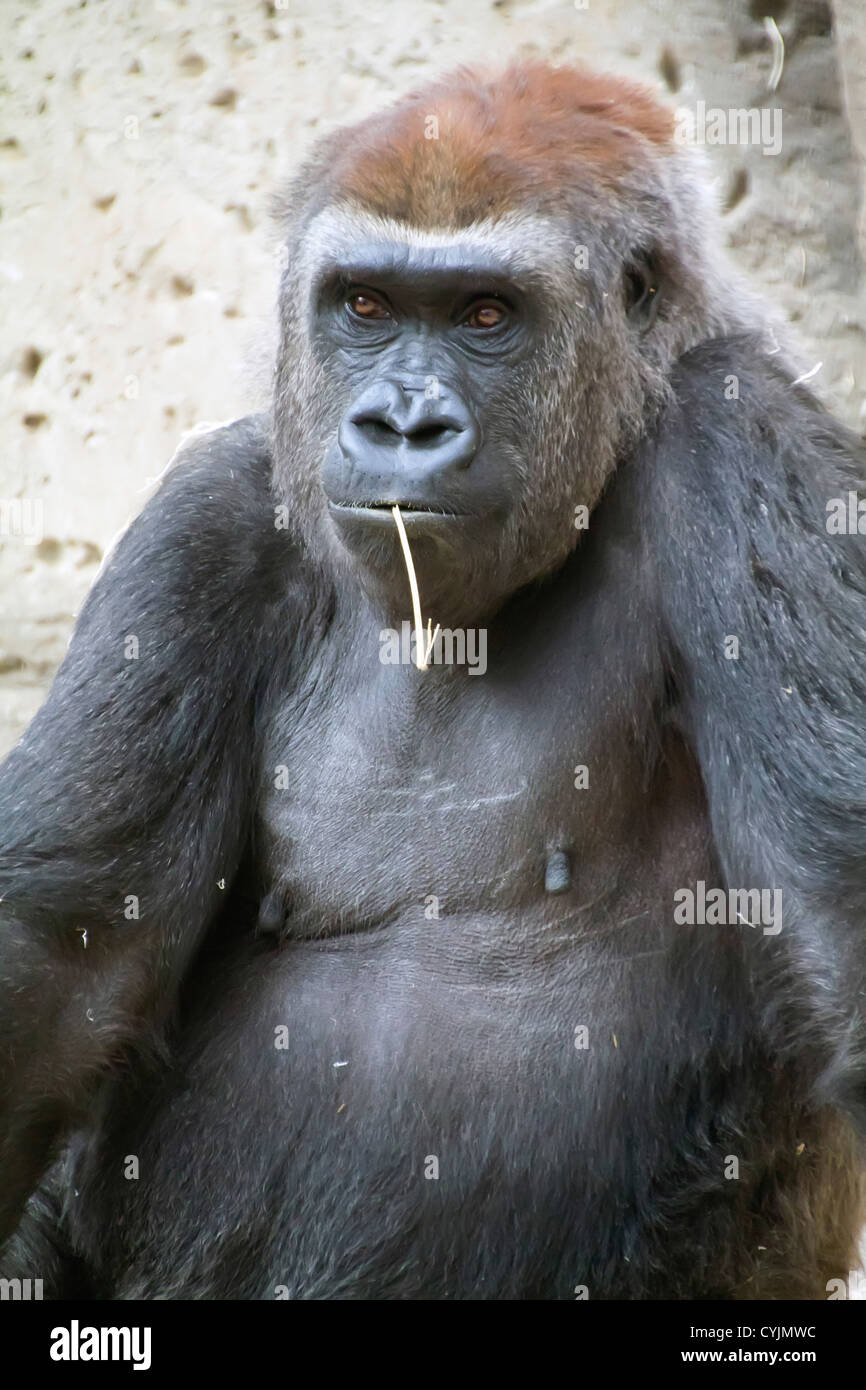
[544,849,572,895]
[257,886,289,937]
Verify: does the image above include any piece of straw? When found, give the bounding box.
[425,618,441,667]
[391,505,438,670]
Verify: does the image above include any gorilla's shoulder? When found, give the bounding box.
[160,412,276,525]
[663,334,864,479]
[668,335,801,410]
[670,335,856,433]
[89,413,316,634]
[114,413,288,576]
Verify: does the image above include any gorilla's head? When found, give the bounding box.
[273,62,749,623]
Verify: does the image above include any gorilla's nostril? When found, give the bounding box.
[409,422,454,446]
[353,414,402,446]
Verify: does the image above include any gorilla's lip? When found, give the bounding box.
[328,501,470,524]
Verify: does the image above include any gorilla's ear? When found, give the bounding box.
[624,252,662,330]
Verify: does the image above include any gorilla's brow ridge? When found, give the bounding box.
[298,207,573,295]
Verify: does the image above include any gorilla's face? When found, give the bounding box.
[317,239,532,517]
[308,231,542,618]
[275,205,670,623]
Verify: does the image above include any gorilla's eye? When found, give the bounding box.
[462,300,508,331]
[346,292,391,321]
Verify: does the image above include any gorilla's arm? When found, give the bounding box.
[643,337,866,1099]
[0,415,290,1242]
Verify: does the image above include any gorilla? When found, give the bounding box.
[1,62,865,1301]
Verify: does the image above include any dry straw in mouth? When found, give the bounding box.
[391,504,440,671]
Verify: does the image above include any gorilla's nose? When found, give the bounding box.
[338,377,480,486]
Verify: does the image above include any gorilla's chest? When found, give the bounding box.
[259,618,635,937]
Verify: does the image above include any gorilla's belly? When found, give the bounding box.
[73,873,747,1300]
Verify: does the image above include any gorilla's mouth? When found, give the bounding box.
[327,500,468,523]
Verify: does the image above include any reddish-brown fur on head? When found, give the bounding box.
[320,62,675,228]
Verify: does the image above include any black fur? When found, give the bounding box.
[0,339,864,1300]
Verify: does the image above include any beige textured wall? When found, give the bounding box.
[1,0,865,754]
